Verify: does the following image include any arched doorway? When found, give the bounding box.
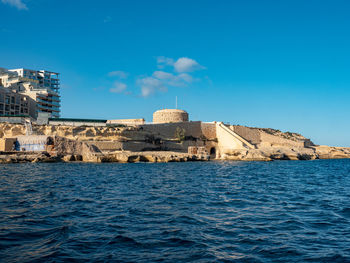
[210,147,216,159]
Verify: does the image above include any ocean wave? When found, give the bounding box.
[1,160,350,262]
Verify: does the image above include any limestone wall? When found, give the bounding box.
[259,132,306,148]
[0,138,16,151]
[140,121,203,140]
[230,125,261,145]
[0,123,132,141]
[201,122,216,140]
[216,123,248,156]
[86,141,123,151]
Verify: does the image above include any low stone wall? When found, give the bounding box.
[0,138,17,151]
[49,120,106,127]
[107,119,145,126]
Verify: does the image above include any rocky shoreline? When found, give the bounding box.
[1,146,350,164]
[0,151,210,164]
[219,146,350,161]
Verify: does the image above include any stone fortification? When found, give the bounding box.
[201,122,216,140]
[230,125,261,145]
[153,109,189,123]
[0,122,349,162]
[140,121,203,140]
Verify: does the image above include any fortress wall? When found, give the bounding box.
[121,141,160,152]
[201,123,216,140]
[140,122,203,140]
[216,123,249,155]
[162,140,207,152]
[86,141,123,151]
[88,140,208,153]
[231,125,261,145]
[259,132,306,148]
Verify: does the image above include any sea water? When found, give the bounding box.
[1,160,350,262]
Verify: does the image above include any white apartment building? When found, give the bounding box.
[0,68,61,118]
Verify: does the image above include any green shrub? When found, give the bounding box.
[174,127,186,142]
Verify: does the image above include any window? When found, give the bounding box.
[11,97,15,104]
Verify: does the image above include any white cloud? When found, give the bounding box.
[109,81,127,93]
[173,57,205,73]
[137,77,166,97]
[1,0,27,10]
[157,56,205,73]
[156,56,174,68]
[178,73,193,83]
[152,71,193,87]
[152,71,174,80]
[108,70,128,79]
[111,57,205,97]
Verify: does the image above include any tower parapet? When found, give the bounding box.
[153,109,189,123]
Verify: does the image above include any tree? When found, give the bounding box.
[174,127,186,142]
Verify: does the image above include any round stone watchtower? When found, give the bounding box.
[153,109,189,123]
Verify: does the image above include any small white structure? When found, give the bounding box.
[16,135,50,151]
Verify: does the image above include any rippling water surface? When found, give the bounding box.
[1,160,350,262]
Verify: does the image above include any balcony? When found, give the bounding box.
[37,104,60,112]
[37,97,61,107]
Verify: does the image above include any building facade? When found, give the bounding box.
[0,86,36,118]
[0,68,61,118]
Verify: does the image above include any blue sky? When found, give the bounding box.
[1,0,349,146]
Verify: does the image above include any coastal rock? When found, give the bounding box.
[220,147,320,161]
[0,152,60,163]
[313,146,350,159]
[96,151,209,163]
